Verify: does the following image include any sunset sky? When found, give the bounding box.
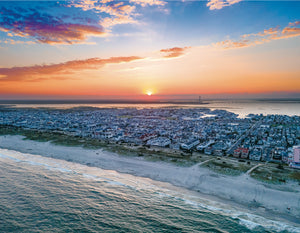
[0,0,299,100]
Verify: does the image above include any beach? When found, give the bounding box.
[0,135,299,226]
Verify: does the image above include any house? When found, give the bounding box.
[234,147,249,159]
[181,139,199,151]
[289,145,300,169]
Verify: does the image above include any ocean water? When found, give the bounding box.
[0,149,299,233]
[1,99,300,117]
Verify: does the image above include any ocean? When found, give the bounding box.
[1,99,300,117]
[0,148,299,233]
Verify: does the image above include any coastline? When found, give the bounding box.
[0,134,300,227]
[1,125,299,183]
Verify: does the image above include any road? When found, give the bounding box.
[226,117,264,155]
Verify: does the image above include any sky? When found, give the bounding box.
[0,0,299,100]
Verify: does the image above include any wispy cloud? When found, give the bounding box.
[0,56,143,82]
[71,0,138,28]
[130,0,166,7]
[207,0,242,10]
[0,38,36,45]
[0,7,105,44]
[215,21,300,49]
[71,0,168,28]
[160,46,190,58]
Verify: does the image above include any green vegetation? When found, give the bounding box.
[166,117,177,120]
[250,164,300,184]
[0,125,107,148]
[118,115,133,119]
[201,158,253,176]
[289,171,300,180]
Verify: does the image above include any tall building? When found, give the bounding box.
[293,145,300,163]
[290,145,300,169]
[199,96,202,104]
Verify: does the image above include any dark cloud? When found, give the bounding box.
[0,7,105,44]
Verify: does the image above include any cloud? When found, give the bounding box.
[71,0,168,28]
[0,7,105,44]
[215,21,300,49]
[1,0,169,44]
[70,0,138,28]
[160,46,190,58]
[0,39,36,45]
[207,0,242,10]
[288,21,300,27]
[0,56,143,82]
[72,0,136,18]
[129,0,166,7]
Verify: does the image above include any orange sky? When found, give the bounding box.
[0,1,299,99]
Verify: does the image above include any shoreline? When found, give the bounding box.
[0,134,300,227]
[1,125,299,184]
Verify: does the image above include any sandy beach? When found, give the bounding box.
[0,135,299,223]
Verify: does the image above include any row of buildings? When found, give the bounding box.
[0,106,299,168]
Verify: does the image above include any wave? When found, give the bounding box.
[0,148,299,232]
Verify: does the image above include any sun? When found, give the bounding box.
[147,91,152,96]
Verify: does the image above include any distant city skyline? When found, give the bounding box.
[0,0,299,99]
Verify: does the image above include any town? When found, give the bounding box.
[0,106,299,169]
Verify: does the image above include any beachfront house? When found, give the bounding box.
[181,139,200,151]
[289,145,300,169]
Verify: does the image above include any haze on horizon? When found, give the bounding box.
[0,0,299,100]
